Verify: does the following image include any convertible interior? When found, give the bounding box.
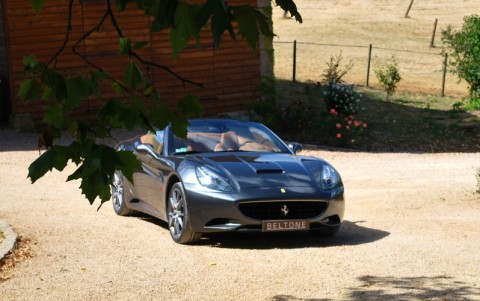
[140,130,280,154]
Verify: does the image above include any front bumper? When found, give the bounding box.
[184,185,345,233]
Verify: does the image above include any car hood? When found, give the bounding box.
[190,152,320,189]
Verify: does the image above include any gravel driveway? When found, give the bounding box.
[0,130,479,300]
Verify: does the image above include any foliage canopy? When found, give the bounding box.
[20,0,302,207]
[442,14,480,106]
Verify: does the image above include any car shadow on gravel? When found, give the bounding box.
[196,221,389,249]
[271,275,480,300]
[138,217,389,249]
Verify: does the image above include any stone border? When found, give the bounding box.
[0,219,17,261]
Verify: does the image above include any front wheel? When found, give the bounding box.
[112,171,134,216]
[167,183,202,244]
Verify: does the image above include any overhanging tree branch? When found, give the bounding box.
[46,0,74,68]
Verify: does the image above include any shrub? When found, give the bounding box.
[322,82,362,116]
[442,15,480,105]
[375,57,402,101]
[464,97,480,111]
[249,76,278,129]
[329,108,368,146]
[321,52,354,85]
[278,98,318,141]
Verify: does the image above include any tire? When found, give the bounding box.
[112,171,134,216]
[167,182,202,244]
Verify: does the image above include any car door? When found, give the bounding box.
[133,131,172,219]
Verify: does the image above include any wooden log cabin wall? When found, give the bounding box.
[0,0,270,130]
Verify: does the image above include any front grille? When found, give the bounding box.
[238,201,327,220]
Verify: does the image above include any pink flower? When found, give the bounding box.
[348,115,354,119]
[347,120,352,125]
[329,108,338,115]
[363,122,368,128]
[336,133,342,139]
[354,120,361,127]
[346,125,350,130]
[336,123,342,129]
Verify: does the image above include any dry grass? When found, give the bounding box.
[272,0,480,97]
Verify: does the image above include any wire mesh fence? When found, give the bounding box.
[273,40,468,97]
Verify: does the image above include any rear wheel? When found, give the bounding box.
[167,182,201,244]
[112,171,134,216]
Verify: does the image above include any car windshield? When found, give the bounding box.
[173,120,290,154]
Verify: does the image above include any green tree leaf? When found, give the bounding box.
[41,86,54,101]
[43,103,65,128]
[149,103,175,131]
[28,144,75,184]
[124,62,145,90]
[116,0,132,12]
[170,3,199,58]
[28,148,57,184]
[42,70,68,101]
[29,0,45,14]
[66,75,94,109]
[196,0,235,47]
[79,169,110,204]
[177,95,202,118]
[119,37,132,55]
[142,0,160,16]
[232,5,270,48]
[18,79,42,102]
[23,55,37,70]
[150,0,178,31]
[133,41,150,50]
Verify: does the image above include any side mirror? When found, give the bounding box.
[135,143,158,158]
[288,142,303,154]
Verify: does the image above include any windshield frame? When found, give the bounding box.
[167,119,293,156]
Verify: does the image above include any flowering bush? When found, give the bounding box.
[323,83,362,116]
[329,108,367,145]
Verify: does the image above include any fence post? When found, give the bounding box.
[292,40,297,82]
[366,44,372,87]
[405,0,414,18]
[430,19,438,48]
[441,53,448,97]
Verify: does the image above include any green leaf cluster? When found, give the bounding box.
[22,0,301,206]
[28,142,141,206]
[20,53,204,205]
[442,14,480,102]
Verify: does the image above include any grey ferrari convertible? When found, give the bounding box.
[112,119,344,244]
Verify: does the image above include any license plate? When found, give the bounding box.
[262,219,310,232]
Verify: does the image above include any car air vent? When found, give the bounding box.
[256,169,285,175]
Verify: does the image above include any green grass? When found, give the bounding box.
[270,80,480,152]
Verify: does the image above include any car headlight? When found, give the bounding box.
[303,160,341,190]
[319,164,340,190]
[195,166,233,192]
